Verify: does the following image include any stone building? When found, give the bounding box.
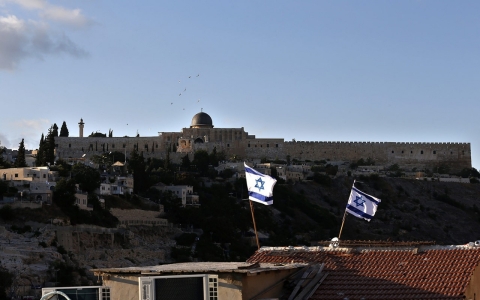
[54,112,472,173]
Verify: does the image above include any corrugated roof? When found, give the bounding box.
[247,243,480,300]
[92,261,307,276]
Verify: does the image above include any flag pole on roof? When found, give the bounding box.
[244,162,277,250]
[338,180,381,239]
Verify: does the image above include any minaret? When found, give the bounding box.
[79,118,85,138]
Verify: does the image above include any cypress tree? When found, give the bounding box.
[45,127,56,165]
[59,121,69,137]
[15,139,27,167]
[52,123,59,137]
[36,134,46,166]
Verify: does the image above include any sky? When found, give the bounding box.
[0,1,479,169]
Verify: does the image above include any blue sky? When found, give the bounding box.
[1,1,479,169]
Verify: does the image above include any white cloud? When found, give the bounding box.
[9,119,50,149]
[0,0,91,70]
[41,6,91,28]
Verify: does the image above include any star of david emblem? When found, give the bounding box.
[255,177,265,191]
[353,196,365,207]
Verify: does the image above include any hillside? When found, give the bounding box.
[0,175,479,291]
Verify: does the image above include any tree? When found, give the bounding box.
[53,178,76,209]
[45,126,56,165]
[181,154,191,169]
[0,146,10,169]
[193,150,210,175]
[59,121,69,137]
[72,164,101,194]
[14,139,27,167]
[35,134,46,166]
[52,123,59,137]
[128,149,148,193]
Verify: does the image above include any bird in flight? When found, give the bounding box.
[196,74,200,77]
[189,76,191,78]
[179,93,182,96]
[184,88,186,92]
[171,102,173,105]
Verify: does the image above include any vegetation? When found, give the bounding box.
[14,139,27,168]
[59,121,69,137]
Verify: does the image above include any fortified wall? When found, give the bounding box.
[54,113,472,173]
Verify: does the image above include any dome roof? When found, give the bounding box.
[190,112,213,128]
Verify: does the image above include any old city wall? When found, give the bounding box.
[55,136,167,160]
[283,141,471,172]
[55,136,472,172]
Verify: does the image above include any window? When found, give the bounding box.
[123,144,126,148]
[411,151,413,154]
[227,144,230,147]
[421,150,424,154]
[43,174,46,178]
[248,144,250,148]
[68,144,71,148]
[401,150,404,154]
[276,144,278,148]
[391,150,394,153]
[15,174,18,178]
[433,150,436,154]
[267,144,269,148]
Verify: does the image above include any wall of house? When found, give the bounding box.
[464,263,480,299]
[103,275,139,300]
[241,269,299,299]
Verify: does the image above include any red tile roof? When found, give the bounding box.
[247,243,480,300]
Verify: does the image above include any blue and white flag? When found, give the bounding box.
[244,163,277,205]
[346,186,381,222]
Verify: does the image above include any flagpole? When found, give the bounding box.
[249,200,261,250]
[338,180,356,239]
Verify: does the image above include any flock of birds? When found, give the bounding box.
[171,73,202,110]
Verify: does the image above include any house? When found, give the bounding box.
[247,240,480,299]
[154,184,200,206]
[0,167,56,202]
[99,175,134,196]
[91,261,306,300]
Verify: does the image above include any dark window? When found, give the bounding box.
[123,144,126,148]
[401,150,404,154]
[267,144,269,148]
[433,150,436,154]
[421,150,423,154]
[248,144,250,148]
[391,150,394,153]
[411,151,413,154]
[276,144,278,148]
[227,144,230,147]
[69,144,71,148]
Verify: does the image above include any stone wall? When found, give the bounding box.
[54,129,471,173]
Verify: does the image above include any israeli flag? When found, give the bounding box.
[244,163,277,205]
[346,186,381,222]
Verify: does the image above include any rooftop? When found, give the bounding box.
[247,241,480,299]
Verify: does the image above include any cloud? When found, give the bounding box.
[0,14,88,70]
[0,0,91,70]
[8,119,50,149]
[41,6,91,28]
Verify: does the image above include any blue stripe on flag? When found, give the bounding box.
[346,204,373,220]
[245,166,265,177]
[248,191,273,205]
[352,187,380,205]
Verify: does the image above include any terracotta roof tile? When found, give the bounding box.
[248,244,480,299]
